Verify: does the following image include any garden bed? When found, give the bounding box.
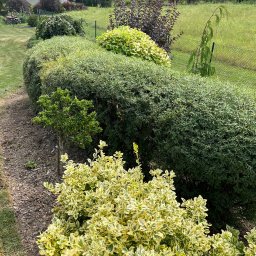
[0,91,59,256]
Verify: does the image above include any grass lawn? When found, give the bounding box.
[0,19,33,256]
[0,156,24,256]
[0,20,34,98]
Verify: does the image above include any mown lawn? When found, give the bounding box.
[0,20,34,98]
[0,19,33,255]
[0,151,24,256]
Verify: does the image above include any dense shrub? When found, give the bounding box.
[97,26,171,66]
[27,14,38,27]
[35,15,84,40]
[33,88,102,173]
[109,0,180,52]
[23,37,99,105]
[37,144,256,255]
[33,88,102,149]
[24,37,256,228]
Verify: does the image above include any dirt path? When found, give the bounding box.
[0,91,59,256]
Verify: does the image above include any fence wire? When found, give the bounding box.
[171,41,256,90]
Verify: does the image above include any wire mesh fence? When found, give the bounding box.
[171,41,256,91]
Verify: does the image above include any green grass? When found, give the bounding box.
[67,4,256,98]
[0,165,24,256]
[0,21,34,98]
[173,4,256,71]
[0,19,33,256]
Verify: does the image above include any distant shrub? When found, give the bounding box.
[109,0,181,52]
[37,144,256,255]
[35,15,84,40]
[27,14,38,27]
[97,26,171,66]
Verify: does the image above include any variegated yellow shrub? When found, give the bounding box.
[97,26,171,66]
[38,142,256,256]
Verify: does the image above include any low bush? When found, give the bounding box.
[37,144,256,255]
[97,26,171,66]
[27,14,38,27]
[35,15,84,40]
[24,37,256,228]
[33,88,102,174]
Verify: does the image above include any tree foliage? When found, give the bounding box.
[38,0,62,13]
[187,6,228,77]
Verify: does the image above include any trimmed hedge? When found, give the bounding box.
[24,37,256,227]
[23,37,100,105]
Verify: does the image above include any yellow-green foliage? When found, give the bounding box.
[97,26,171,66]
[37,142,256,256]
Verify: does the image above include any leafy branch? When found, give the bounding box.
[187,6,228,77]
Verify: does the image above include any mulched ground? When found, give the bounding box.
[0,91,59,256]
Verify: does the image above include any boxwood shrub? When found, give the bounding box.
[24,37,256,227]
[37,144,256,255]
[23,37,100,105]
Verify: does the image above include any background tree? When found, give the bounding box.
[0,0,7,12]
[6,0,31,13]
[38,0,62,13]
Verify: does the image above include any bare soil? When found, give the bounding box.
[0,90,59,256]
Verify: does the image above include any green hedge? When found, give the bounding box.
[24,37,256,227]
[23,37,100,105]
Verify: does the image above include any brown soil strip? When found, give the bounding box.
[0,90,59,256]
